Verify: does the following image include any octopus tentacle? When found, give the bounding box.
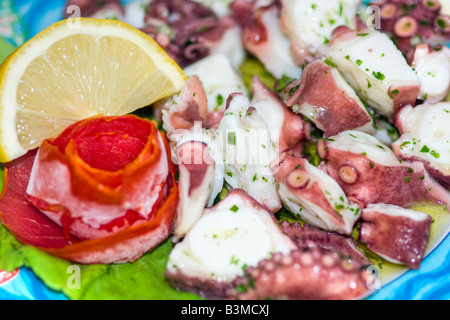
[160,75,208,135]
[319,130,450,210]
[273,154,362,235]
[392,103,450,188]
[183,53,249,129]
[283,59,375,137]
[227,248,374,300]
[367,0,450,55]
[250,76,307,154]
[172,141,216,242]
[165,189,296,299]
[141,0,242,67]
[327,26,421,118]
[231,1,302,79]
[216,94,282,213]
[405,44,450,104]
[359,203,432,270]
[279,0,360,66]
[280,221,371,265]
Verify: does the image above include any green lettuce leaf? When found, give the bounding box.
[0,222,201,300]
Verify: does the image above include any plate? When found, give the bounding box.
[0,0,449,300]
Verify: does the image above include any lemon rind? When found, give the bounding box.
[0,18,187,162]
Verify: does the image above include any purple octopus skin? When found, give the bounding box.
[405,156,450,189]
[166,270,234,300]
[273,154,362,235]
[280,221,372,265]
[359,203,432,270]
[250,76,307,155]
[368,0,450,55]
[405,43,450,103]
[142,0,237,67]
[230,1,302,79]
[318,131,450,211]
[229,0,256,28]
[160,75,208,135]
[328,26,421,118]
[283,59,374,138]
[194,16,242,66]
[165,189,297,300]
[172,141,215,241]
[392,103,450,188]
[226,248,374,300]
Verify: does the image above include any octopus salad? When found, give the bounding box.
[36,0,450,299]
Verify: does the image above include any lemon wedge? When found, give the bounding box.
[0,18,187,162]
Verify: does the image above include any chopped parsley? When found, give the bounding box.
[430,150,440,158]
[230,205,239,213]
[235,284,247,293]
[436,18,446,29]
[230,255,239,265]
[372,71,385,81]
[227,132,236,145]
[420,145,440,158]
[400,141,411,147]
[323,59,336,68]
[420,145,430,153]
[216,94,224,106]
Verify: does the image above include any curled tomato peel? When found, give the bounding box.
[40,170,179,264]
[38,116,164,205]
[0,116,180,264]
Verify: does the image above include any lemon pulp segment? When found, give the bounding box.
[0,18,186,161]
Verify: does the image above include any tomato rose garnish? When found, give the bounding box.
[0,115,178,264]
